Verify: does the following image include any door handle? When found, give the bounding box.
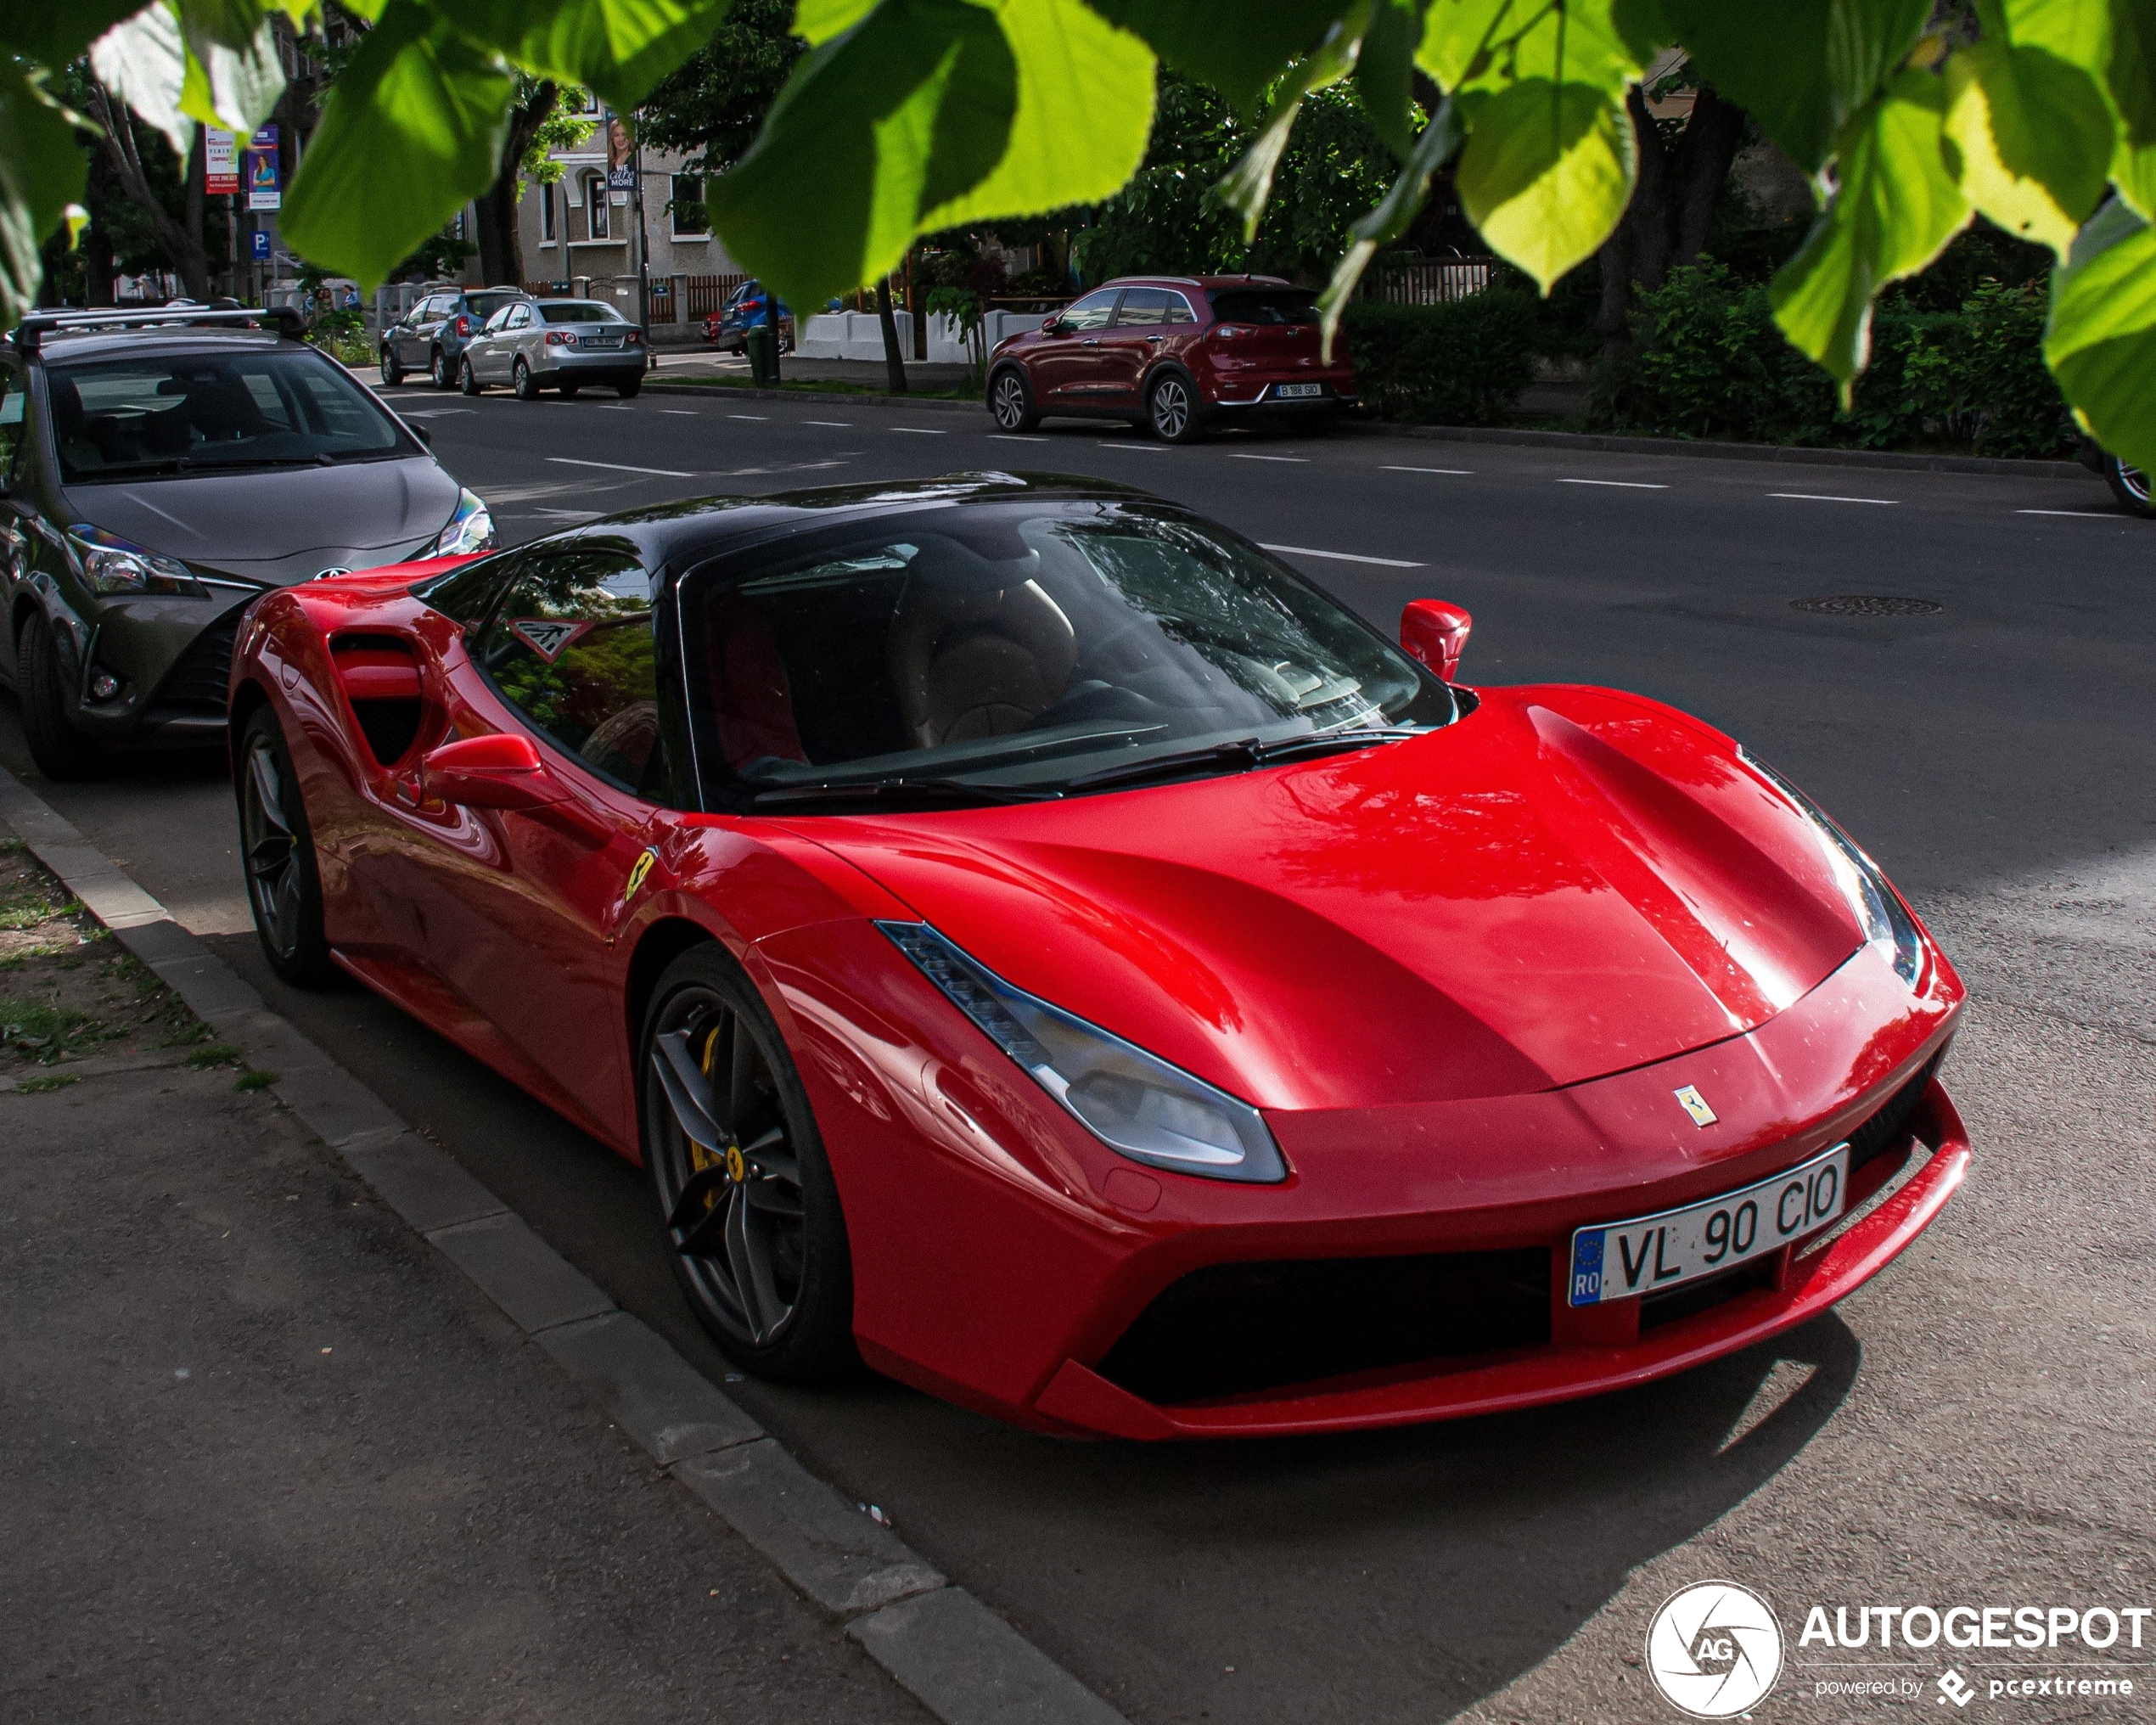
[1144,334,1165,343]
[1081,338,1100,346]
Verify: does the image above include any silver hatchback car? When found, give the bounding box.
[458,299,650,399]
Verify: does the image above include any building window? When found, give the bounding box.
[584,174,609,240]
[671,174,710,239]
[540,182,556,243]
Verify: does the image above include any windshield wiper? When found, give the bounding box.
[747,776,1064,811]
[68,452,339,482]
[1059,727,1423,794]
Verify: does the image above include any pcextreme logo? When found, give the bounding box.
[1646,1581,1783,1718]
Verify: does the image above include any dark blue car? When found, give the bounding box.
[702,280,794,354]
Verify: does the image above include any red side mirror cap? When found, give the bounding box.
[419,732,558,811]
[1400,599,1473,683]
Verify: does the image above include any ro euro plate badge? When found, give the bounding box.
[1567,1143,1850,1307]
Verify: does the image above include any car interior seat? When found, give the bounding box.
[887,553,1078,747]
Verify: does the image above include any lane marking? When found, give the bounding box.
[660,409,699,416]
[891,426,949,435]
[803,419,853,427]
[1260,542,1424,568]
[548,456,696,477]
[988,434,1051,443]
[1232,452,1309,464]
[1769,491,1898,504]
[728,413,770,421]
[396,407,474,419]
[1098,440,1170,451]
[1558,477,1668,489]
[2016,508,2121,519]
[1383,464,1473,475]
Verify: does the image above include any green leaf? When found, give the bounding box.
[2106,0,2156,217]
[794,0,880,43]
[1217,2,1367,237]
[1355,0,1423,158]
[0,61,88,327]
[89,2,193,157]
[177,0,272,48]
[2045,195,2156,470]
[1768,70,1973,397]
[1086,0,1348,110]
[453,0,739,109]
[706,0,1016,303]
[280,0,515,289]
[1317,94,1463,352]
[1659,0,1931,172]
[1455,79,1636,293]
[1943,40,2116,256]
[178,13,286,134]
[0,0,154,66]
[1420,0,1644,101]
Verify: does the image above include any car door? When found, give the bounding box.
[1093,287,1171,405]
[471,306,515,379]
[400,543,673,1134]
[403,296,448,366]
[499,303,536,375]
[0,366,26,683]
[1029,288,1122,403]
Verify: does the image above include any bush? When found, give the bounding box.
[1341,293,1538,426]
[1594,261,2071,457]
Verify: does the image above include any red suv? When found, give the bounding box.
[985,275,1357,442]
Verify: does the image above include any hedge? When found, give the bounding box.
[1339,294,1538,427]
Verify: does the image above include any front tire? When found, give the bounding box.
[1148,371,1204,443]
[513,357,537,401]
[2105,455,2153,517]
[430,348,455,390]
[379,346,403,386]
[459,357,481,396]
[990,367,1040,432]
[16,611,98,781]
[238,706,336,988]
[559,382,580,398]
[641,946,856,1383]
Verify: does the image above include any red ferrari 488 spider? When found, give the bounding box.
[229,473,1968,1438]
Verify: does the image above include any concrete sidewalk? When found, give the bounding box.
[0,840,930,1725]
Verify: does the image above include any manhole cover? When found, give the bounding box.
[1788,594,1945,616]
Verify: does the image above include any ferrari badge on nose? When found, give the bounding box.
[1674,1085,1719,1127]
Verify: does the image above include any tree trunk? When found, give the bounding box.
[1595,83,1748,372]
[87,85,211,301]
[474,81,559,289]
[875,277,907,394]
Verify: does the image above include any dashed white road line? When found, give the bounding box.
[547,457,697,477]
[1231,452,1309,464]
[1769,491,1897,504]
[803,419,853,427]
[1558,477,1668,489]
[988,434,1050,443]
[660,409,699,416]
[2016,508,2120,519]
[1098,441,1170,451]
[1261,542,1423,568]
[728,413,770,421]
[891,426,949,435]
[1383,464,1473,475]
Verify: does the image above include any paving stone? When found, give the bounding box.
[276,1062,408,1147]
[673,1438,945,1617]
[538,1312,763,1464]
[343,1131,508,1233]
[427,1211,615,1334]
[851,1588,1128,1725]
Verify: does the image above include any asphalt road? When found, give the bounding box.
[6,386,2153,1723]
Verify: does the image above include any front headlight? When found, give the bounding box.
[880,922,1289,1183]
[1738,746,1923,986]
[67,530,207,597]
[430,487,497,556]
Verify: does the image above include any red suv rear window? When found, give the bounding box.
[1207,289,1319,325]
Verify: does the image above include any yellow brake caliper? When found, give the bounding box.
[687,1022,744,1210]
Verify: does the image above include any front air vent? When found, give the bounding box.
[330,633,426,767]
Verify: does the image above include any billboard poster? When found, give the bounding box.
[605,110,638,190]
[205,127,239,195]
[244,126,281,210]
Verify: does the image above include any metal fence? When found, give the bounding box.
[684,273,750,320]
[1358,257,1497,305]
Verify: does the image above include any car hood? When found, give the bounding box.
[66,456,460,586]
[799,688,1870,1110]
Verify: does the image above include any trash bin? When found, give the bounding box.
[746,323,778,386]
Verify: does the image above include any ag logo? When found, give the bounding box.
[1645,1581,1782,1718]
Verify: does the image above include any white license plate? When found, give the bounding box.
[1274,382,1322,399]
[1566,1143,1850,1306]
[582,334,622,347]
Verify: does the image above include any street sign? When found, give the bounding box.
[244,126,281,211]
[250,231,271,261]
[205,128,239,195]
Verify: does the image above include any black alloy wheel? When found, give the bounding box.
[1148,371,1203,443]
[991,367,1039,431]
[513,357,538,400]
[16,611,98,781]
[379,345,403,386]
[2105,455,2154,518]
[237,707,336,986]
[459,357,482,396]
[430,348,455,390]
[641,947,856,1381]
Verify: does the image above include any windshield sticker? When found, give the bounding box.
[509,618,592,662]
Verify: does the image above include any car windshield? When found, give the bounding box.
[682,499,1455,806]
[466,292,524,320]
[541,303,623,323]
[1207,288,1319,325]
[49,347,413,482]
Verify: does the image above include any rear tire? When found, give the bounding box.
[16,611,98,781]
[430,348,455,390]
[379,346,403,386]
[616,378,642,399]
[559,383,580,398]
[2104,455,2153,517]
[513,357,537,401]
[238,706,337,988]
[1148,371,1204,443]
[990,367,1040,432]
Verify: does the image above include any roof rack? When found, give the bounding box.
[10,302,307,353]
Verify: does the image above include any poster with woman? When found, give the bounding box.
[605,113,637,191]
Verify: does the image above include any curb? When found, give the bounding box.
[0,766,1126,1725]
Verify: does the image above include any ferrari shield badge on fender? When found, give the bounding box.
[1674,1085,1718,1127]
[625,846,659,903]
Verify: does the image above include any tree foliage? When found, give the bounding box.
[4,0,2156,469]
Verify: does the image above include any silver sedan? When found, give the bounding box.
[459,299,651,399]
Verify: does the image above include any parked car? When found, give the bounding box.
[2077,435,2152,516]
[230,471,1968,1436]
[986,275,1359,442]
[459,299,648,399]
[702,280,794,354]
[378,285,532,390]
[0,306,493,778]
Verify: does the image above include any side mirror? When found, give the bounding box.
[1400,599,1473,683]
[1039,315,1062,335]
[407,423,433,446]
[419,732,559,811]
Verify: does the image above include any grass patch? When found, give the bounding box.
[233,1069,278,1093]
[186,1042,245,1070]
[15,1072,80,1093]
[2,997,92,1051]
[0,881,71,931]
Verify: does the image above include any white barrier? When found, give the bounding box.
[796,309,1047,362]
